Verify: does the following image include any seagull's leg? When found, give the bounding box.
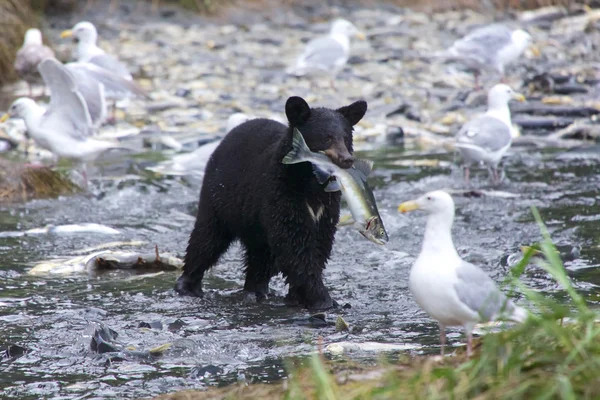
[28,82,33,98]
[474,71,482,90]
[329,76,337,91]
[466,331,473,357]
[439,324,446,356]
[107,101,118,125]
[464,166,470,185]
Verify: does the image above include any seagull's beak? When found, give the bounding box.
[60,29,73,39]
[0,113,9,123]
[356,31,366,40]
[398,200,419,213]
[529,44,541,57]
[513,92,526,102]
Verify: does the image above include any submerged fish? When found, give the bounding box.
[282,128,389,245]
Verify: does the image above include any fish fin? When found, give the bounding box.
[324,179,342,192]
[354,159,374,177]
[282,127,310,164]
[312,164,332,184]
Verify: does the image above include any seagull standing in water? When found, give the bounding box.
[398,190,528,356]
[1,58,129,186]
[455,84,525,184]
[14,28,55,96]
[287,19,366,89]
[445,24,535,88]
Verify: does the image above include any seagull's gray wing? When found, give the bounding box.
[88,53,132,80]
[456,115,512,152]
[14,45,55,82]
[298,36,347,71]
[70,62,148,100]
[37,58,93,140]
[64,64,107,128]
[454,261,515,322]
[450,24,512,64]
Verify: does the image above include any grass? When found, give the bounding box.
[153,208,600,400]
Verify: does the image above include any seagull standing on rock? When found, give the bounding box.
[287,19,366,89]
[444,24,536,88]
[14,28,55,97]
[398,190,529,356]
[61,21,148,122]
[455,83,525,184]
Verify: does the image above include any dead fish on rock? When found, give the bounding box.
[325,341,419,355]
[282,128,388,245]
[29,249,183,276]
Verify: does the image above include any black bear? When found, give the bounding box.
[175,96,368,310]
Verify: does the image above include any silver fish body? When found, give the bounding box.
[282,128,388,245]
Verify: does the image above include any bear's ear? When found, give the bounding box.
[337,100,368,126]
[285,96,311,126]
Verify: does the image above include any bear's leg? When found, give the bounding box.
[242,244,274,303]
[175,210,232,297]
[285,205,341,309]
[275,234,335,310]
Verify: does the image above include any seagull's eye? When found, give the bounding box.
[426,196,432,201]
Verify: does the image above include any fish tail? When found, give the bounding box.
[282,128,311,164]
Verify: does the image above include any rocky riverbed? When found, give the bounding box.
[1,1,600,399]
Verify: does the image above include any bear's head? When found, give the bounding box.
[285,96,367,169]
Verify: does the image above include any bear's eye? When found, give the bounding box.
[326,134,334,143]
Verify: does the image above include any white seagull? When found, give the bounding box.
[398,190,528,356]
[287,19,365,88]
[455,84,525,184]
[14,28,55,96]
[445,24,535,88]
[60,21,148,121]
[1,58,126,164]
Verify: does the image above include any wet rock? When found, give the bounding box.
[190,365,223,379]
[91,325,120,353]
[513,115,575,131]
[167,319,186,332]
[139,321,164,330]
[0,159,80,204]
[385,103,421,122]
[3,344,28,359]
[308,312,328,328]
[175,88,191,97]
[511,103,600,117]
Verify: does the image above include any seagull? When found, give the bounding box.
[398,190,528,356]
[455,84,525,184]
[444,24,535,88]
[146,113,253,177]
[14,28,55,97]
[287,19,366,88]
[60,21,148,121]
[0,58,128,171]
[64,61,148,128]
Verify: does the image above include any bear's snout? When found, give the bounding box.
[324,147,354,169]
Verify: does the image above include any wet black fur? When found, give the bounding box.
[175,96,368,310]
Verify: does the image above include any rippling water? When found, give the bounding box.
[1,137,599,399]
